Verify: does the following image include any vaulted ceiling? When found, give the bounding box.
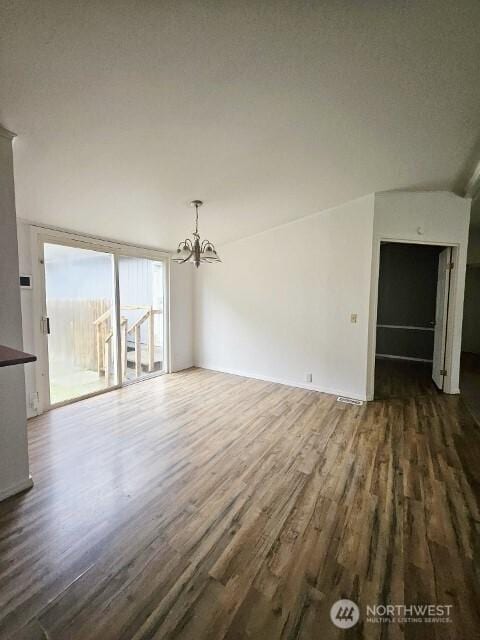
[1,0,479,249]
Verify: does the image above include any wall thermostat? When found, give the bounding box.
[19,274,32,289]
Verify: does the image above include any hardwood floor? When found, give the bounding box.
[374,357,439,400]
[0,367,479,639]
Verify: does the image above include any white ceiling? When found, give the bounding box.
[1,1,479,250]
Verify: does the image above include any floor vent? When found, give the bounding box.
[337,396,363,406]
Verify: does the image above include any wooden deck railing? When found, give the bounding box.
[93,305,162,383]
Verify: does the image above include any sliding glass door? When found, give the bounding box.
[40,237,168,408]
[118,256,165,382]
[43,242,117,405]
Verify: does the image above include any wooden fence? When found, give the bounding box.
[47,299,162,384]
[47,298,111,371]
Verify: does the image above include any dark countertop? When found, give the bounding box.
[0,345,37,368]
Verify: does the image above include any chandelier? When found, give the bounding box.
[172,200,221,268]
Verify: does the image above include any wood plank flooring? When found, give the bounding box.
[374,357,439,400]
[0,366,479,639]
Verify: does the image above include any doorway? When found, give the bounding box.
[373,242,452,399]
[37,234,168,410]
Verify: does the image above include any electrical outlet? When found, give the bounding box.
[28,392,39,411]
[305,373,312,383]
[350,313,358,323]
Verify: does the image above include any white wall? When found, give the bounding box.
[194,195,375,400]
[17,221,37,417]
[170,262,194,372]
[0,130,32,500]
[368,191,471,397]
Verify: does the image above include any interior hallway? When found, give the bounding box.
[0,367,479,639]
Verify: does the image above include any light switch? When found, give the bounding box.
[350,313,358,323]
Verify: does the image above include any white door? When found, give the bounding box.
[432,247,452,390]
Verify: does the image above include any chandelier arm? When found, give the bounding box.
[177,238,193,251]
[179,249,194,264]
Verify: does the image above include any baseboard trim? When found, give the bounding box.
[196,364,367,402]
[0,475,33,502]
[171,364,195,373]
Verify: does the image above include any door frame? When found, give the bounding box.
[30,225,170,413]
[432,246,452,392]
[366,237,462,400]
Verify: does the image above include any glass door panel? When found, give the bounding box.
[118,256,165,382]
[44,243,117,405]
